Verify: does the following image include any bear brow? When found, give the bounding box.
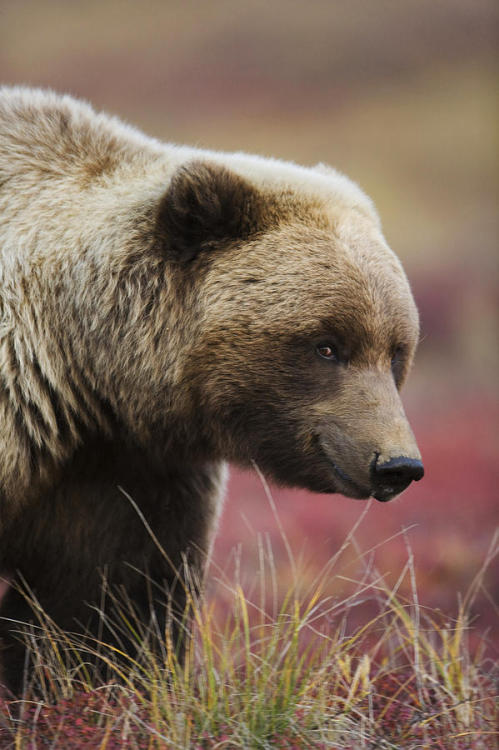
[312,306,409,361]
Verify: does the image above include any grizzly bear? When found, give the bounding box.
[0,87,423,695]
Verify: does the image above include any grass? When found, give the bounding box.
[0,515,497,749]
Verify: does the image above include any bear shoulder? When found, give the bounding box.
[0,86,164,184]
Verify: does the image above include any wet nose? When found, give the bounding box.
[371,455,424,502]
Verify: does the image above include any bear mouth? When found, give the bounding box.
[327,459,372,500]
[331,464,401,502]
[372,487,402,503]
[315,435,393,501]
[315,432,372,500]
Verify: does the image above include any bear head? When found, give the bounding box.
[157,160,423,502]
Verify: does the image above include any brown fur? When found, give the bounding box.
[0,87,422,695]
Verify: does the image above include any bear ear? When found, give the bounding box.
[157,160,266,262]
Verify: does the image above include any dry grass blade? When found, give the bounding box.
[0,483,496,748]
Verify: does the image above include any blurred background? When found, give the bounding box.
[2,0,497,645]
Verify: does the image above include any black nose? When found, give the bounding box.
[371,455,424,501]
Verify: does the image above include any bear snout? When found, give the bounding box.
[316,416,423,502]
[316,368,424,502]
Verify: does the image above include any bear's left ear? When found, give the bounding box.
[157,160,267,263]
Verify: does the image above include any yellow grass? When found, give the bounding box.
[1,522,497,749]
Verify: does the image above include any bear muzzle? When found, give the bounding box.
[316,409,423,501]
[320,443,424,502]
[314,368,424,502]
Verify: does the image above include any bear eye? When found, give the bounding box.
[316,343,339,362]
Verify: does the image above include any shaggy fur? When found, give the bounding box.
[0,87,422,694]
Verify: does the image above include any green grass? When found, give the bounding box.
[1,525,497,749]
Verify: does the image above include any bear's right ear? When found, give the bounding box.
[156,160,267,263]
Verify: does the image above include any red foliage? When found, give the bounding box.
[0,692,150,749]
[213,399,499,649]
[2,667,495,750]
